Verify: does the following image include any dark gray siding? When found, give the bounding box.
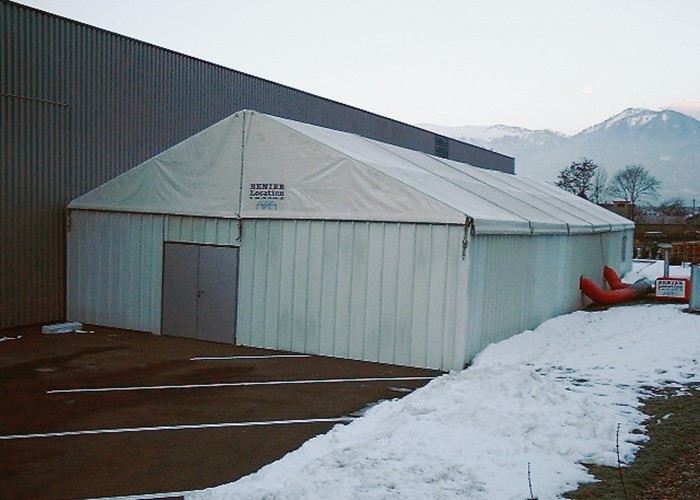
[0,1,514,329]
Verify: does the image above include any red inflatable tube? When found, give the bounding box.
[580,277,637,304]
[603,266,629,290]
[579,276,652,305]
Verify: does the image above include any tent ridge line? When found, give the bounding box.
[236,111,247,223]
[361,136,531,230]
[521,175,630,226]
[514,176,617,231]
[266,114,465,222]
[441,157,599,231]
[420,150,580,233]
[354,135,478,222]
[355,135,487,222]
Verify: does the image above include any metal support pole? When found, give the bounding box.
[689,265,700,312]
[658,243,672,277]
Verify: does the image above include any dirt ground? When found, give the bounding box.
[565,386,700,499]
[0,325,441,499]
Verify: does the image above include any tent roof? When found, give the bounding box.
[70,110,633,235]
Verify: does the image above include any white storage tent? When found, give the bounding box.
[67,110,633,370]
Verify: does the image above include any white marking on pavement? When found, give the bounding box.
[85,492,193,500]
[190,354,311,361]
[85,491,193,500]
[48,376,435,394]
[0,417,354,441]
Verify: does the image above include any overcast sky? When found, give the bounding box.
[16,0,700,134]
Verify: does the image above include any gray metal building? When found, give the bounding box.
[0,1,513,330]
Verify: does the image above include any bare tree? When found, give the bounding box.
[555,158,598,199]
[608,164,661,205]
[589,167,609,203]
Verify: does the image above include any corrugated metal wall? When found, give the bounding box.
[1,6,71,327]
[464,230,633,361]
[237,220,470,370]
[66,210,240,333]
[1,2,513,329]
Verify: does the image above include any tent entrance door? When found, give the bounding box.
[161,243,239,344]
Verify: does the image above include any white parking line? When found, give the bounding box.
[48,376,435,395]
[0,417,354,441]
[190,354,311,361]
[85,491,192,500]
[86,491,193,500]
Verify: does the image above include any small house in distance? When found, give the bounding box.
[601,200,635,220]
[67,110,633,371]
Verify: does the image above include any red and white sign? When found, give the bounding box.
[655,278,690,301]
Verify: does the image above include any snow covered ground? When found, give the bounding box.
[189,261,700,500]
[622,259,692,282]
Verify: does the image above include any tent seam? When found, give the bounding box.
[264,115,466,224]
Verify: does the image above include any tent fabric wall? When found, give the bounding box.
[67,210,241,334]
[236,220,470,370]
[464,230,633,361]
[67,209,633,370]
[67,213,471,370]
[67,210,165,332]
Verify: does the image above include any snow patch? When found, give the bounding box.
[188,262,700,500]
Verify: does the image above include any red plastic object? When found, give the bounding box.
[580,277,639,304]
[603,266,629,290]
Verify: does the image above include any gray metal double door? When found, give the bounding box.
[161,243,239,344]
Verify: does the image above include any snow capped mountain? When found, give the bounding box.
[578,108,655,134]
[417,123,568,145]
[421,108,700,203]
[418,123,568,148]
[577,108,698,137]
[664,99,700,120]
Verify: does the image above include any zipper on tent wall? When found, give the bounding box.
[236,112,247,242]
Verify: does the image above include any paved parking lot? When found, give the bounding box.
[0,325,441,499]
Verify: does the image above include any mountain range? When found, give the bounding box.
[420,108,700,204]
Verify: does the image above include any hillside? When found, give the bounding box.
[420,108,700,203]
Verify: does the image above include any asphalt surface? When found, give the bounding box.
[0,325,441,499]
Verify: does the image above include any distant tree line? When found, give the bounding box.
[555,159,663,207]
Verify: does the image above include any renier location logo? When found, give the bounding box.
[249,183,285,200]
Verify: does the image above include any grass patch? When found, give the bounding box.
[565,386,700,499]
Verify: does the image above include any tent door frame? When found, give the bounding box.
[161,242,239,344]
